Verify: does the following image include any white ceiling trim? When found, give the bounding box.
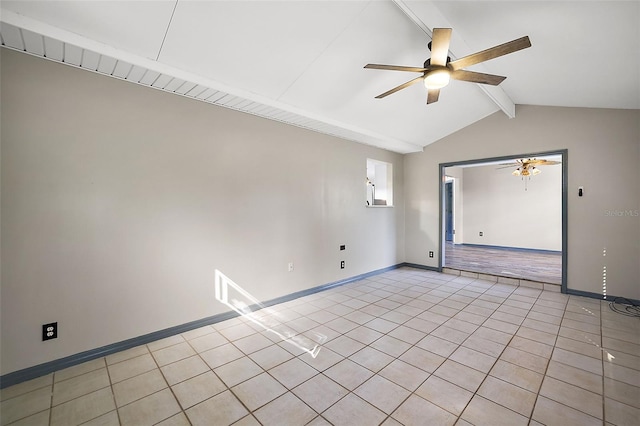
[393,0,516,118]
[0,9,424,154]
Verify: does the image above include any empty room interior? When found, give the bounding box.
[443,154,564,285]
[1,1,639,426]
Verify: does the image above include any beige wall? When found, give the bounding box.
[460,162,562,251]
[2,47,639,377]
[0,50,405,375]
[405,105,640,299]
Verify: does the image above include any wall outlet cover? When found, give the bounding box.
[43,322,57,341]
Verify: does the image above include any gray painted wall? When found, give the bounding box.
[405,105,640,300]
[2,48,639,376]
[1,50,405,375]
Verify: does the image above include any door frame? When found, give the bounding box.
[444,180,454,242]
[439,149,568,293]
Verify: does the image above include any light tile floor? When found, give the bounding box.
[1,267,639,425]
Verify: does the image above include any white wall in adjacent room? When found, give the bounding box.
[461,162,562,251]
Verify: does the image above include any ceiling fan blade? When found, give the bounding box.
[451,69,506,85]
[375,75,425,99]
[449,36,531,71]
[430,28,452,66]
[365,64,427,73]
[528,159,562,166]
[427,88,440,104]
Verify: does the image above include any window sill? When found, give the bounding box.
[366,205,393,208]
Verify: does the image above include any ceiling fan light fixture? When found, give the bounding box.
[365,29,531,104]
[532,167,541,176]
[512,168,521,176]
[423,69,450,89]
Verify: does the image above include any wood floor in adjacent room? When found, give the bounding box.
[444,243,562,285]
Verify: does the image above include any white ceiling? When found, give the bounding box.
[1,1,638,154]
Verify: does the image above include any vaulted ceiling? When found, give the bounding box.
[1,1,638,153]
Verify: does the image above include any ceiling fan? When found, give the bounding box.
[497,158,561,177]
[364,28,531,104]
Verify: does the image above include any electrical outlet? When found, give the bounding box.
[43,322,57,341]
[479,231,483,236]
[340,261,345,269]
[429,251,434,258]
[288,262,294,272]
[340,245,346,251]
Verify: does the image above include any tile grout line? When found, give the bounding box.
[535,295,607,423]
[600,299,606,425]
[47,372,53,426]
[278,272,451,424]
[186,327,262,425]
[440,279,542,423]
[311,272,451,424]
[148,338,193,425]
[102,356,121,426]
[308,275,522,423]
[5,269,636,425]
[177,330,233,424]
[369,275,492,425]
[330,274,600,424]
[515,286,564,422]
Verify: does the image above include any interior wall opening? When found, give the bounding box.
[440,151,567,289]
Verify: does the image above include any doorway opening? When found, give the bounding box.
[439,150,567,290]
[444,180,454,242]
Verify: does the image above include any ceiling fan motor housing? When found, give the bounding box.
[365,29,531,104]
[423,57,452,68]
